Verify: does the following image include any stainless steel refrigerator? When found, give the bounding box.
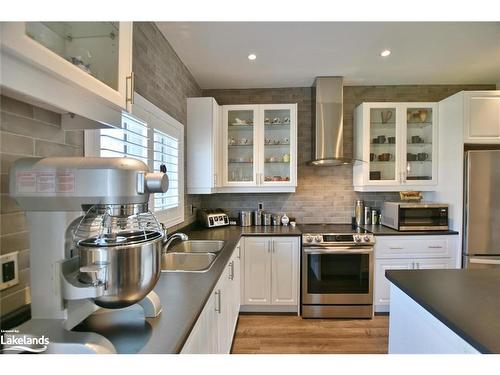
[463,150,500,269]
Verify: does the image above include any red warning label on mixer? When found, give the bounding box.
[56,172,75,193]
[15,171,75,193]
[16,172,37,193]
[36,172,56,193]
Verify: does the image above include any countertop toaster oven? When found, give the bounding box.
[197,209,229,228]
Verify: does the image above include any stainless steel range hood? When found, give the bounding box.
[309,77,351,166]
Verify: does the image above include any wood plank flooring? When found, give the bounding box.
[231,314,389,354]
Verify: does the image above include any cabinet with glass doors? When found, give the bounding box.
[221,104,297,192]
[353,102,438,191]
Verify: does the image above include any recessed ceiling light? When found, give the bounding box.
[380,49,391,57]
[248,53,257,61]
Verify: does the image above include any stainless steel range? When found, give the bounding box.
[300,224,375,319]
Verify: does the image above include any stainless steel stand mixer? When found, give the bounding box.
[7,157,170,353]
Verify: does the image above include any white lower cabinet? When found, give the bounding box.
[181,243,241,354]
[241,236,299,311]
[243,237,271,304]
[374,259,413,311]
[374,235,459,313]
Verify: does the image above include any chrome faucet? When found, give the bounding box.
[162,232,189,253]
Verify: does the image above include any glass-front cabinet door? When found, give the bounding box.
[368,106,400,184]
[1,22,133,111]
[223,106,258,185]
[25,22,121,92]
[353,102,438,192]
[403,104,438,184]
[260,104,296,186]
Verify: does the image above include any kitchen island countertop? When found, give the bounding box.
[386,268,500,354]
[74,224,301,354]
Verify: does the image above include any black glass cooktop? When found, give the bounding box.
[298,224,369,234]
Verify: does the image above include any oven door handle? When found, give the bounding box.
[303,246,373,255]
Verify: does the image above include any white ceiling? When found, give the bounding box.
[156,22,500,89]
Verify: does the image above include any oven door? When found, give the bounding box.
[302,246,373,304]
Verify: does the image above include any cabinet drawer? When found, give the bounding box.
[375,236,454,259]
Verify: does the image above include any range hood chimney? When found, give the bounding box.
[309,77,351,166]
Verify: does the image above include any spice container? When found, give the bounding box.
[272,215,282,226]
[263,212,272,226]
[253,210,262,226]
[239,211,252,227]
[364,206,372,225]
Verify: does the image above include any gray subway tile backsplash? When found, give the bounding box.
[201,84,495,223]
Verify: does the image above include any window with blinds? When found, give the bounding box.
[153,129,180,212]
[100,113,149,165]
[89,94,184,228]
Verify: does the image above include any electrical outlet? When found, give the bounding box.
[258,202,264,210]
[1,252,19,291]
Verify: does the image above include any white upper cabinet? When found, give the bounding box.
[464,91,500,143]
[1,22,133,128]
[187,97,221,194]
[187,101,298,194]
[221,104,297,193]
[353,102,438,192]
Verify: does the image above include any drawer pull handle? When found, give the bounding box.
[389,247,404,250]
[428,246,443,249]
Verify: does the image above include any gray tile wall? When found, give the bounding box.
[201,84,496,222]
[0,95,84,317]
[133,22,202,232]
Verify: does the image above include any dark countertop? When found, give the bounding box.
[362,224,459,236]
[386,269,500,354]
[74,225,301,354]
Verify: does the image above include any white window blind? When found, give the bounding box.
[100,113,149,165]
[153,129,180,212]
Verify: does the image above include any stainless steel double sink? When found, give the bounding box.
[161,240,225,273]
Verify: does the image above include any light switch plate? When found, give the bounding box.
[0,252,19,291]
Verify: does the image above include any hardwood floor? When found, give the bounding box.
[231,314,389,354]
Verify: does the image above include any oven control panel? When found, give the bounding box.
[302,233,375,245]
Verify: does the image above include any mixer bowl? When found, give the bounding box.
[77,230,163,309]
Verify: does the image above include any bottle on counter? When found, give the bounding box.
[355,200,365,226]
[371,208,379,225]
